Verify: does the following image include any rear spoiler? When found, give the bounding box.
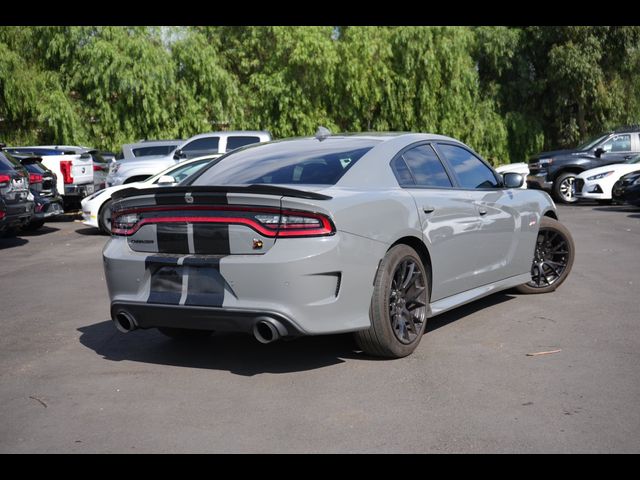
[111,184,333,201]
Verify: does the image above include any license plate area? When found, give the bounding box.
[147,257,226,307]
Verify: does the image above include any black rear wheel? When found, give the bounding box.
[98,199,113,235]
[354,244,429,358]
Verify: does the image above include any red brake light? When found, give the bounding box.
[60,160,73,184]
[0,174,10,187]
[29,173,43,184]
[93,165,105,172]
[0,210,5,220]
[111,205,336,238]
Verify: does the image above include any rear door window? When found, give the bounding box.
[183,137,220,153]
[399,144,452,188]
[226,136,261,151]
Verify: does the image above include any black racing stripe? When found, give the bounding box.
[144,255,180,269]
[182,256,222,267]
[184,265,225,307]
[192,224,230,255]
[148,265,183,305]
[156,224,189,254]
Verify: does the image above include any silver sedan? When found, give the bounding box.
[103,132,575,358]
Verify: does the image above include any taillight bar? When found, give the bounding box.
[60,160,74,184]
[111,205,335,238]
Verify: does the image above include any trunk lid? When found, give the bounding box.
[110,185,333,256]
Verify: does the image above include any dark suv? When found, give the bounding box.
[527,126,640,203]
[0,150,34,235]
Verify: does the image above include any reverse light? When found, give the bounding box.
[60,160,74,184]
[111,205,335,238]
[587,171,613,181]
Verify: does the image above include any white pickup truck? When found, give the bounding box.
[5,146,95,209]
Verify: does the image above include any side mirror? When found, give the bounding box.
[157,175,176,185]
[173,149,185,160]
[594,147,605,158]
[503,172,524,189]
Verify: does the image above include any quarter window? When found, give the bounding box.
[438,144,499,189]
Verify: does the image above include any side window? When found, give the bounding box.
[226,136,261,151]
[182,137,219,152]
[438,144,499,189]
[402,145,452,187]
[391,156,415,185]
[601,134,631,153]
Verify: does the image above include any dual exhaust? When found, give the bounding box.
[112,311,286,344]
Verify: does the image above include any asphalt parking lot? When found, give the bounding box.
[1,204,639,453]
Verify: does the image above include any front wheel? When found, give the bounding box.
[98,199,113,235]
[354,244,430,358]
[553,172,579,204]
[516,216,575,294]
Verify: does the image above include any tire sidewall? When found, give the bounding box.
[517,216,575,294]
[370,245,430,358]
[98,199,113,235]
[553,172,579,204]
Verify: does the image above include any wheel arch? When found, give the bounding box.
[552,166,584,182]
[388,235,433,299]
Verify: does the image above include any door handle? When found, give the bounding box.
[422,206,435,214]
[478,208,488,216]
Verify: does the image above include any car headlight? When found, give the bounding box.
[633,177,640,185]
[587,171,614,181]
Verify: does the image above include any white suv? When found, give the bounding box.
[106,131,271,187]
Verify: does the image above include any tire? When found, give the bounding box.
[516,216,575,294]
[354,244,430,358]
[22,220,45,231]
[552,172,580,204]
[157,327,213,340]
[98,199,113,235]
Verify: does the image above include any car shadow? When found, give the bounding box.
[426,292,516,333]
[75,226,104,236]
[78,292,517,375]
[592,205,640,213]
[0,235,28,249]
[78,320,365,375]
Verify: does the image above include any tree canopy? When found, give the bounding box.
[1,26,639,164]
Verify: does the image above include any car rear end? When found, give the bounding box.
[0,152,34,231]
[18,157,64,222]
[104,185,387,339]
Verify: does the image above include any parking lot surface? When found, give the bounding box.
[1,204,639,453]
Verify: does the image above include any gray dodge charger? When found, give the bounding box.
[103,132,575,358]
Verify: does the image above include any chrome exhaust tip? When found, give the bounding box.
[253,318,287,344]
[114,311,137,333]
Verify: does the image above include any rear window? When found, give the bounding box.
[226,136,261,151]
[132,146,177,157]
[0,152,22,171]
[192,138,378,186]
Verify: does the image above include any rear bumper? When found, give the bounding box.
[103,231,389,335]
[1,200,33,228]
[111,301,303,336]
[64,183,95,197]
[526,173,552,190]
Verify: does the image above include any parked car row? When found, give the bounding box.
[526,125,640,205]
[0,131,271,234]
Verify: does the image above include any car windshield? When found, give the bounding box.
[191,138,379,186]
[146,158,213,184]
[576,134,609,151]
